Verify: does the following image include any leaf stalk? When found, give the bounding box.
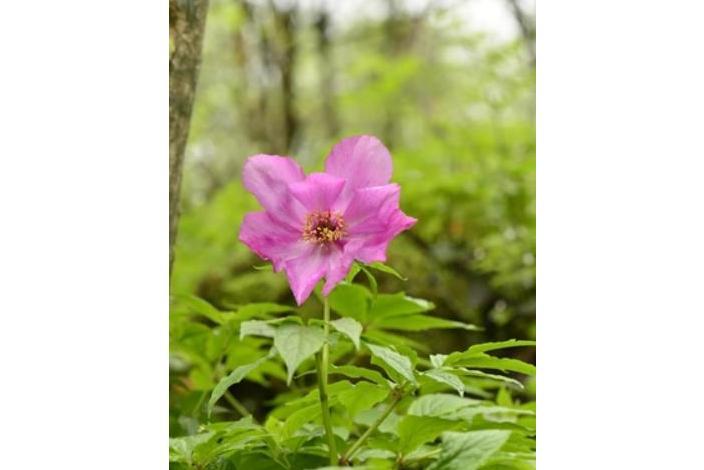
[341,388,404,464]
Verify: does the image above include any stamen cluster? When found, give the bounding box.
[302,210,346,244]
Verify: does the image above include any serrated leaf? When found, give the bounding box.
[457,369,525,390]
[448,354,536,376]
[331,317,363,350]
[239,320,276,339]
[423,369,465,396]
[408,394,480,418]
[338,381,390,417]
[428,430,511,470]
[397,415,462,455]
[430,354,448,368]
[330,364,391,388]
[465,339,536,355]
[169,433,214,463]
[371,314,480,331]
[328,283,371,322]
[274,325,326,384]
[208,350,273,416]
[366,343,417,385]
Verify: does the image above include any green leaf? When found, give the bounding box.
[423,369,465,396]
[371,314,480,331]
[457,369,525,390]
[169,433,214,463]
[430,354,448,368]
[360,266,379,297]
[447,354,536,376]
[281,402,322,438]
[363,329,429,352]
[328,283,371,322]
[239,320,276,339]
[330,317,363,349]
[368,293,433,319]
[397,415,462,455]
[464,339,536,355]
[345,262,362,282]
[330,364,391,388]
[178,294,226,324]
[338,381,390,417]
[274,325,326,384]
[408,394,480,418]
[235,303,294,320]
[366,262,407,280]
[427,430,511,470]
[208,350,273,416]
[366,343,417,385]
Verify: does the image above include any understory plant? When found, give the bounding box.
[170,136,536,469]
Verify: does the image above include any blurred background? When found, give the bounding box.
[171,0,535,426]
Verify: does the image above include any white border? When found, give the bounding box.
[538,1,704,468]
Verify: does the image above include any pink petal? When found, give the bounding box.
[283,245,328,305]
[242,154,307,228]
[324,135,392,190]
[238,211,308,271]
[322,246,355,296]
[343,184,401,234]
[342,184,416,264]
[347,210,417,264]
[288,172,346,212]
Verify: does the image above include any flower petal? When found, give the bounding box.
[346,209,417,264]
[324,135,392,190]
[322,246,355,296]
[288,172,346,212]
[283,245,328,305]
[343,184,401,234]
[239,211,308,271]
[242,154,307,227]
[342,184,416,264]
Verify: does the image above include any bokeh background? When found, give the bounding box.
[171,0,535,427]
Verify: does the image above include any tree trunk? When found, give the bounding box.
[169,0,209,277]
[315,9,339,139]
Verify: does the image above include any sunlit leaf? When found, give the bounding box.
[423,369,465,396]
[427,430,511,470]
[397,415,462,455]
[239,320,276,339]
[366,343,416,385]
[331,317,363,350]
[274,325,326,384]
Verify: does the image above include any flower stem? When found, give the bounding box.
[316,296,337,465]
[341,390,404,463]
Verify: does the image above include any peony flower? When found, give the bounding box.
[239,135,416,305]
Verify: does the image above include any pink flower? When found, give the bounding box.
[239,135,417,305]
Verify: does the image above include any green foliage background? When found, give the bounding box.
[171,1,535,467]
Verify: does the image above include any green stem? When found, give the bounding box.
[223,391,250,418]
[342,391,403,463]
[316,296,337,465]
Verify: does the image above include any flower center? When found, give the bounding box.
[302,210,346,244]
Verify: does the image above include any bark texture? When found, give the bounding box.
[170,0,209,276]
